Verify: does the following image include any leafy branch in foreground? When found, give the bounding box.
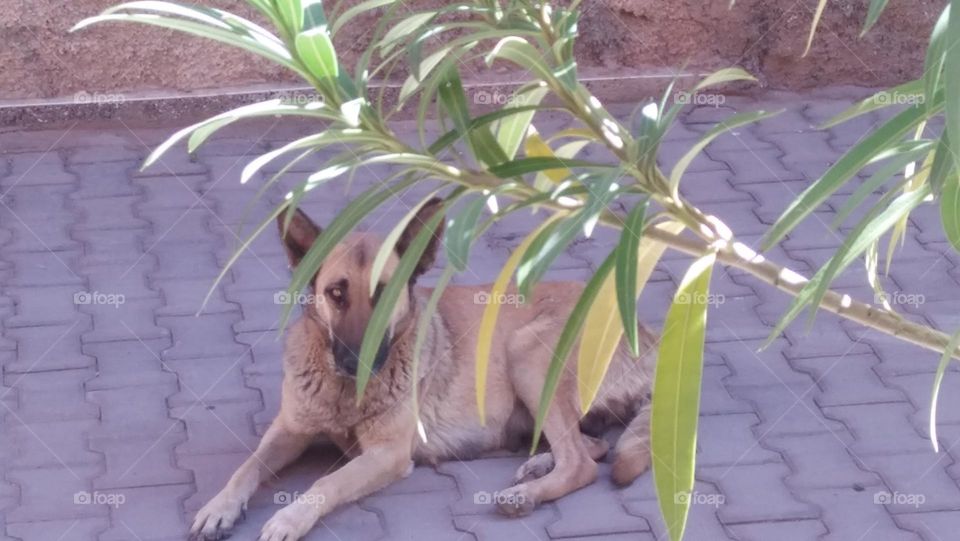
[73,1,960,539]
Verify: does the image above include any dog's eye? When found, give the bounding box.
[325,284,347,307]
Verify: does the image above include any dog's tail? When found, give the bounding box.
[611,403,652,486]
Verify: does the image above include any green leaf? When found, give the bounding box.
[669,109,782,192]
[924,6,950,110]
[764,101,937,249]
[516,173,620,296]
[531,248,617,452]
[485,37,555,85]
[437,66,508,166]
[411,264,456,442]
[833,142,932,226]
[614,201,648,355]
[496,86,550,160]
[942,173,960,253]
[488,157,608,179]
[652,253,716,541]
[296,28,339,79]
[356,204,448,401]
[820,79,925,129]
[693,67,757,92]
[930,329,960,452]
[276,0,303,33]
[444,194,492,271]
[379,12,437,54]
[946,0,960,181]
[929,132,954,196]
[368,190,445,296]
[331,0,394,36]
[861,0,891,35]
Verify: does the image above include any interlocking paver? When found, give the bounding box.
[765,431,881,490]
[797,487,921,540]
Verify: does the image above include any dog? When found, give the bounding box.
[190,199,657,541]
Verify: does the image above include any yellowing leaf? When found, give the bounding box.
[577,221,684,412]
[524,129,569,183]
[476,215,562,424]
[652,252,716,541]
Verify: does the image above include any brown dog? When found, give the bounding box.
[190,200,657,541]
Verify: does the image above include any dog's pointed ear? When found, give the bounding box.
[278,208,321,268]
[396,197,445,282]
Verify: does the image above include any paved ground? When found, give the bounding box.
[2,92,960,541]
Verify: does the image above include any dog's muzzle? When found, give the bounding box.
[332,333,391,378]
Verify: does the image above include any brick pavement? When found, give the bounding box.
[1,92,960,540]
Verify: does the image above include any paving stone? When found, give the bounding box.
[87,383,181,437]
[438,457,527,516]
[3,368,98,423]
[2,322,94,373]
[5,464,104,522]
[796,486,920,541]
[727,519,827,541]
[824,403,930,456]
[73,229,147,267]
[726,382,848,437]
[706,147,806,185]
[453,508,561,541]
[6,418,100,469]
[80,296,170,343]
[164,356,257,407]
[895,510,960,541]
[134,173,206,210]
[154,276,237,317]
[6,250,83,286]
[765,431,881,490]
[68,143,142,165]
[227,288,283,333]
[150,242,223,279]
[698,413,780,468]
[793,353,908,407]
[98,484,193,541]
[700,365,754,415]
[68,162,141,199]
[862,452,960,514]
[887,372,960,432]
[171,400,261,456]
[83,338,174,391]
[5,517,108,541]
[245,371,282,435]
[364,491,464,540]
[547,464,649,537]
[700,463,818,524]
[177,451,247,513]
[710,338,815,388]
[139,208,217,246]
[4,285,83,327]
[82,260,161,300]
[159,313,248,361]
[89,430,192,490]
[221,252,289,292]
[74,196,149,231]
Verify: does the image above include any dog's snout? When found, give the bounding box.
[332,334,390,377]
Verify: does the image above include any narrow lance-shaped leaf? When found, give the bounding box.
[930,330,960,452]
[861,0,891,35]
[411,265,456,442]
[945,0,960,174]
[578,220,684,412]
[614,201,649,356]
[652,252,717,541]
[356,206,448,401]
[802,0,829,56]
[368,191,444,296]
[476,215,562,424]
[924,6,951,111]
[942,172,960,253]
[692,67,756,92]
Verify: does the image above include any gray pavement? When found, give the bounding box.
[1,93,960,540]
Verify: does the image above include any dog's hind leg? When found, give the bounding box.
[191,416,313,540]
[513,435,609,484]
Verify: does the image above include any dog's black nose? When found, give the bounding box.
[332,334,390,377]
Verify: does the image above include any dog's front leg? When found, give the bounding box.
[191,417,313,540]
[259,443,412,541]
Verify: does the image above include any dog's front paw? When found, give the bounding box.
[190,492,246,540]
[495,484,538,517]
[259,503,317,541]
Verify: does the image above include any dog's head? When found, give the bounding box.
[278,199,444,378]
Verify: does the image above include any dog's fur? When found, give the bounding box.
[191,200,657,541]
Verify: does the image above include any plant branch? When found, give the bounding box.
[642,227,960,362]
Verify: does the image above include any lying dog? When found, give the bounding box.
[191,199,657,540]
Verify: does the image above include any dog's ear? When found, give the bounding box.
[278,208,321,268]
[396,197,445,281]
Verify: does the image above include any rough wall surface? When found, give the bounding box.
[0,0,943,102]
